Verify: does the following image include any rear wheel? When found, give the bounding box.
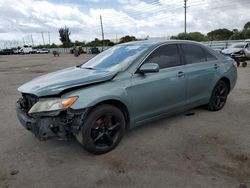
[242,61,247,67]
[206,80,229,111]
[76,104,125,154]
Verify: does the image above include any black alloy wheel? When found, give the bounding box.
[207,80,229,111]
[77,104,125,154]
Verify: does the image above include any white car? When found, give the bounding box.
[19,47,36,54]
[221,42,250,59]
[36,49,49,54]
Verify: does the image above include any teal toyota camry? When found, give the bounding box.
[16,40,237,154]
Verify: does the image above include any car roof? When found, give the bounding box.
[118,39,203,47]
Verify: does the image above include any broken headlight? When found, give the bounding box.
[28,96,78,114]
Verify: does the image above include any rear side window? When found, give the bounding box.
[181,44,206,64]
[144,44,181,69]
[204,49,217,61]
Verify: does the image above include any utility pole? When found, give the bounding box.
[41,32,45,45]
[100,15,105,51]
[184,0,187,33]
[31,35,34,47]
[48,31,51,45]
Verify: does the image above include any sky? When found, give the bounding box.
[0,0,249,47]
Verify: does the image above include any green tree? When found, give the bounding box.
[229,29,243,40]
[171,32,206,41]
[59,26,72,47]
[84,38,115,47]
[188,32,207,41]
[207,28,233,41]
[242,29,250,39]
[242,21,250,39]
[119,35,137,43]
[85,38,101,47]
[171,32,190,40]
[244,21,250,30]
[50,43,58,48]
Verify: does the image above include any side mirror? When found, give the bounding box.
[138,63,159,74]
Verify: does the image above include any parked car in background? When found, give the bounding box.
[221,42,250,59]
[13,49,21,54]
[91,47,100,54]
[0,49,14,55]
[221,42,250,67]
[16,40,237,154]
[36,48,49,54]
[19,47,36,54]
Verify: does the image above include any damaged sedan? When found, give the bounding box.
[16,40,237,154]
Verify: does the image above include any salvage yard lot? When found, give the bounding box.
[0,54,249,188]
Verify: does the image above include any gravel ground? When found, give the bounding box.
[0,54,249,188]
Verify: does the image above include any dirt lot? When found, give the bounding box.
[0,54,249,188]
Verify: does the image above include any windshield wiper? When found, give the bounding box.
[83,67,96,70]
[76,65,95,70]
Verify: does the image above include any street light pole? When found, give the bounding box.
[184,0,187,33]
[100,15,105,51]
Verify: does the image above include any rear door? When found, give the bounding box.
[180,44,218,106]
[127,44,187,123]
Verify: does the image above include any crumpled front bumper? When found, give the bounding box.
[16,99,88,141]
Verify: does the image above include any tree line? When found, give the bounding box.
[34,21,250,49]
[171,21,250,41]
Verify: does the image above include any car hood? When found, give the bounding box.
[221,48,242,54]
[18,66,117,97]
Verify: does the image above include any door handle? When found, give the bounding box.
[176,71,185,78]
[214,64,219,69]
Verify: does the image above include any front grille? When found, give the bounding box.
[21,93,38,112]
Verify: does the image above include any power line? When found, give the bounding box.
[41,32,45,45]
[48,32,50,45]
[31,34,34,46]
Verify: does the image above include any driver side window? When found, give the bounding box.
[143,44,181,69]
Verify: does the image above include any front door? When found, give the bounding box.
[127,44,187,123]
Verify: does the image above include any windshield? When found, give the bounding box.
[229,43,246,49]
[81,44,150,71]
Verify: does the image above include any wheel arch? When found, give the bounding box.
[91,99,130,129]
[220,77,231,93]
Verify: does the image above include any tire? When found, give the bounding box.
[76,104,126,155]
[242,61,247,67]
[206,80,229,111]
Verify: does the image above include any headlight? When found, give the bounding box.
[28,96,78,114]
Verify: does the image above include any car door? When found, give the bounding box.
[180,44,218,107]
[127,44,187,124]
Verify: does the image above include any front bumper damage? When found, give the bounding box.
[16,98,89,141]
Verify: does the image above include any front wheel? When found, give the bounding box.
[76,104,126,154]
[206,80,229,111]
